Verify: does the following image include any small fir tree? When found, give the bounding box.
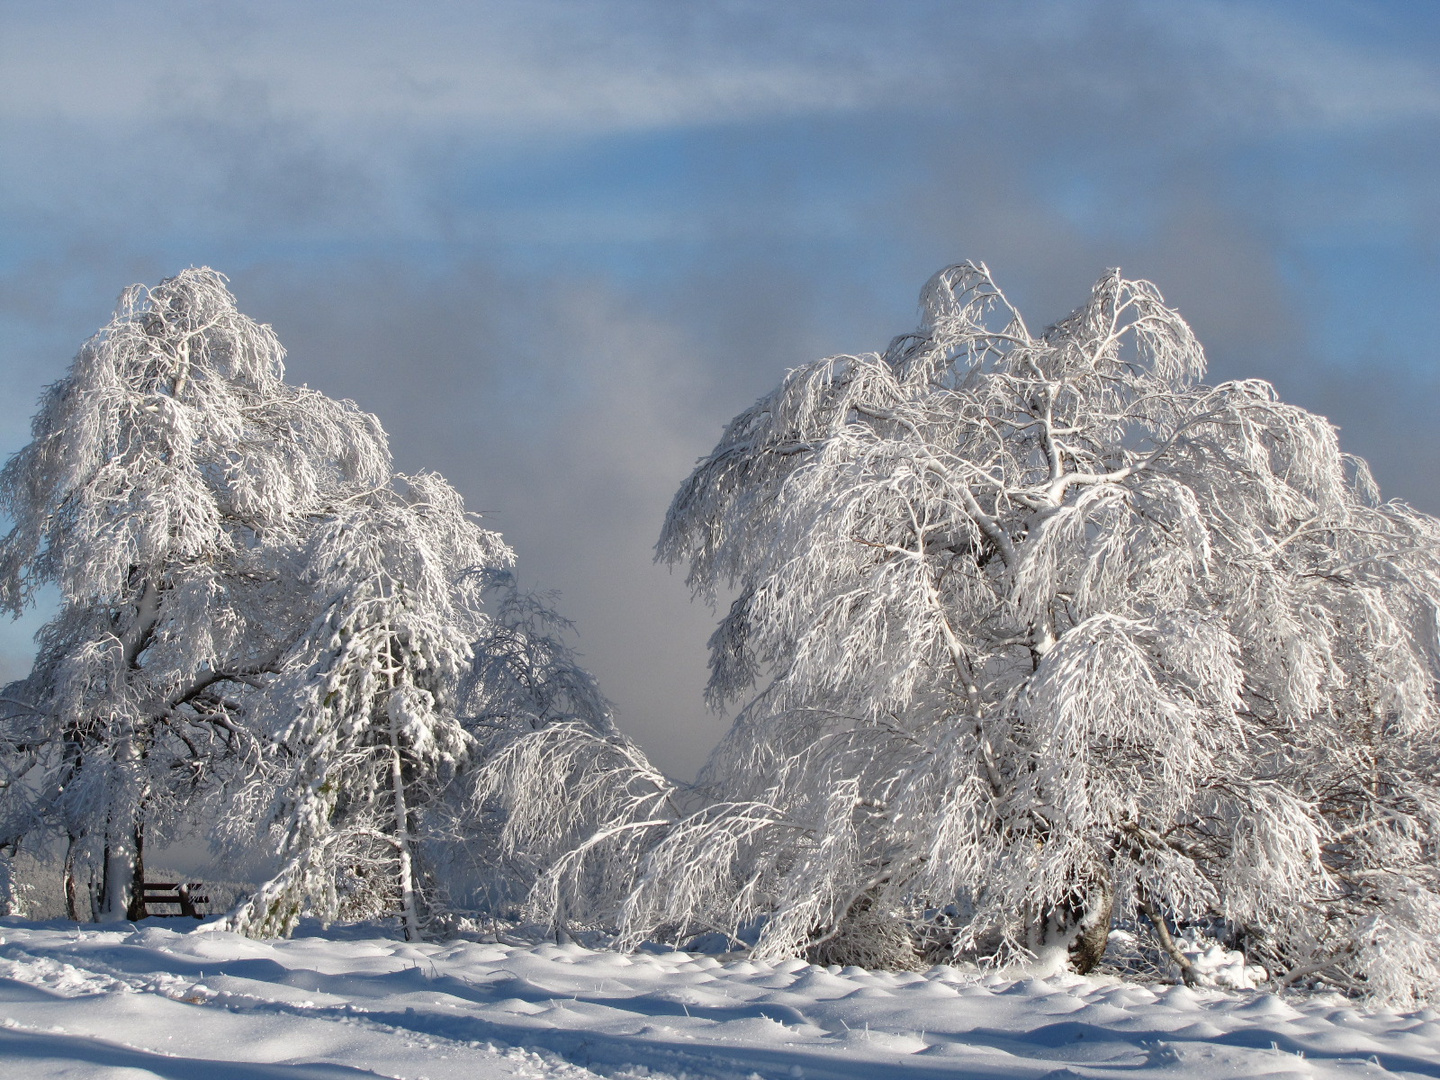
[226,474,511,940]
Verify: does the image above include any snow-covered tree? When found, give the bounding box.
[0,269,545,942]
[0,269,390,920]
[223,474,512,940]
[470,718,679,937]
[509,262,1440,1002]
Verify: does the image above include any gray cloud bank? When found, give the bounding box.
[1,0,1437,780]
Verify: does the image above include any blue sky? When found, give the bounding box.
[2,0,1438,784]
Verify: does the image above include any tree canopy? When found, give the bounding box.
[492,262,1440,1003]
[0,269,392,919]
[7,262,1439,1004]
[0,269,571,939]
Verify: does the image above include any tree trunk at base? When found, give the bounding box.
[63,833,81,921]
[100,581,159,923]
[1066,882,1113,974]
[389,734,421,942]
[98,753,147,922]
[127,822,146,921]
[1026,874,1115,975]
[99,821,144,922]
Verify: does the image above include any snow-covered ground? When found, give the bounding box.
[2,919,1438,1079]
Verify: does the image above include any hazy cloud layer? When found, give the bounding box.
[2,0,1437,780]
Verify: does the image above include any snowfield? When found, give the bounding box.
[1,921,1438,1079]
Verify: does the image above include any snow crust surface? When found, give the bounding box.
[1,920,1438,1079]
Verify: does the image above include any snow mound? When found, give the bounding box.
[1181,934,1270,990]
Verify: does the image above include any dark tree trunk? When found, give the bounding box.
[1028,866,1115,975]
[1066,881,1113,974]
[63,832,81,921]
[126,821,146,921]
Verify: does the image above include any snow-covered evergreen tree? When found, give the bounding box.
[0,269,390,920]
[223,473,512,940]
[502,263,1440,1002]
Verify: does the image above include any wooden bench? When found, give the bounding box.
[139,881,209,919]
